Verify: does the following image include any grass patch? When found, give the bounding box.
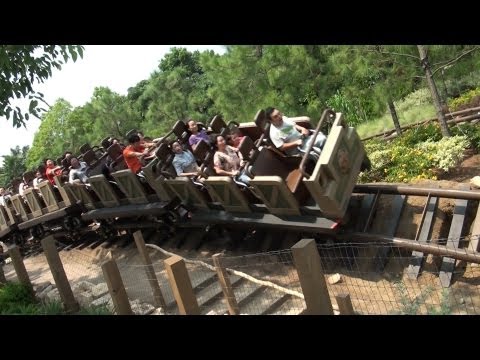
[357,103,436,139]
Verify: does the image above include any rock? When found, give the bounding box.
[76,292,95,308]
[90,283,109,299]
[470,176,480,188]
[91,293,112,307]
[130,299,155,315]
[46,288,61,303]
[328,273,342,285]
[206,310,217,315]
[459,298,465,305]
[151,307,165,315]
[34,281,52,293]
[72,281,95,295]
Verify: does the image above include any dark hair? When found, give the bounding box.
[128,134,141,144]
[265,107,276,120]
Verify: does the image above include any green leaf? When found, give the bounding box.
[29,99,38,113]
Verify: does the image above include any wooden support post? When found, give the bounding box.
[292,239,333,315]
[212,253,239,315]
[41,236,79,313]
[164,255,200,315]
[133,230,166,308]
[101,258,133,315]
[8,246,33,293]
[335,293,354,315]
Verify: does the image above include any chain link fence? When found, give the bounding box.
[3,232,480,315]
[317,238,480,315]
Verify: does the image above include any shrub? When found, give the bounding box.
[448,87,480,111]
[451,122,480,150]
[394,88,433,114]
[359,127,469,183]
[0,282,37,314]
[77,304,113,315]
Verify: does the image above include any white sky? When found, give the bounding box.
[0,45,226,163]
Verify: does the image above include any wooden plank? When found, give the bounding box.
[439,184,469,288]
[292,239,333,315]
[164,255,200,315]
[373,195,405,272]
[405,188,439,279]
[213,254,240,315]
[468,204,480,253]
[41,236,80,313]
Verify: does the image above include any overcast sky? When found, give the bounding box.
[0,45,226,163]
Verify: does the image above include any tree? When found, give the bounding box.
[0,45,84,128]
[0,146,29,187]
[417,45,451,137]
[26,99,73,168]
[134,47,216,135]
[201,45,339,122]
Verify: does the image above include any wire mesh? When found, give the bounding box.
[316,239,480,315]
[207,250,306,315]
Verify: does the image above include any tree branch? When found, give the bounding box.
[432,46,480,76]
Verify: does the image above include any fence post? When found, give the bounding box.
[41,236,80,313]
[133,230,167,308]
[335,293,354,315]
[101,258,133,315]
[212,253,239,315]
[0,266,6,285]
[164,255,200,315]
[8,246,33,293]
[291,239,333,315]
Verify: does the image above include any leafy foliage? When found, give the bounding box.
[0,282,36,314]
[448,87,480,111]
[77,303,113,315]
[26,99,73,169]
[0,45,84,128]
[359,124,469,183]
[0,145,29,187]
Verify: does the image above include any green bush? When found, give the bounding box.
[448,87,480,111]
[395,88,433,114]
[359,125,469,183]
[77,304,113,315]
[451,122,480,150]
[326,90,366,127]
[396,123,443,147]
[0,282,37,314]
[445,71,480,99]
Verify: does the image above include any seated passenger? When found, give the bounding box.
[228,127,245,148]
[45,159,63,186]
[137,131,156,148]
[266,107,326,158]
[68,157,89,185]
[172,141,201,178]
[32,167,47,190]
[188,119,210,150]
[123,134,149,175]
[213,135,250,185]
[18,176,28,196]
[0,187,9,206]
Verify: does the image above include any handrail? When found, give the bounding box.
[299,108,336,178]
